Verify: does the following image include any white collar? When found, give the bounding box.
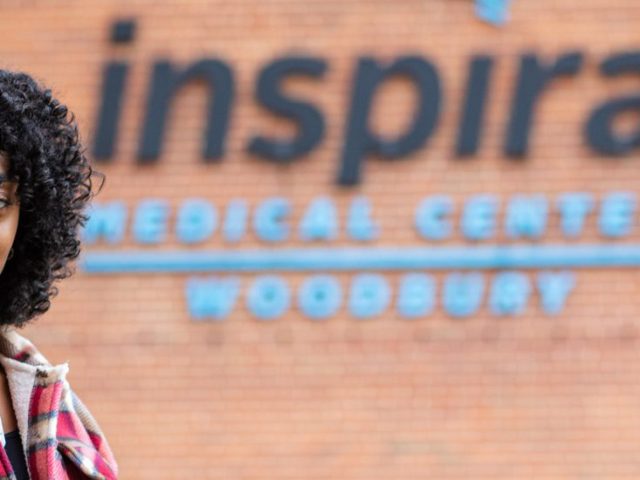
[0,327,69,456]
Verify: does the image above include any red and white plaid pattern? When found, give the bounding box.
[0,327,118,479]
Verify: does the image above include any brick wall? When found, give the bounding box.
[3,0,640,477]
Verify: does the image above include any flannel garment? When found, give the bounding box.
[0,327,119,479]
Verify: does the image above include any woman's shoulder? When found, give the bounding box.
[0,327,119,479]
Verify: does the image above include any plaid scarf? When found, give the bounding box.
[0,326,119,479]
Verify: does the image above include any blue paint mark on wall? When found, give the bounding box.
[475,0,511,26]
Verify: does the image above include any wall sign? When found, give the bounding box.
[79,19,640,323]
[79,190,637,321]
[92,20,640,185]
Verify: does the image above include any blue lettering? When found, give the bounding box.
[176,198,217,244]
[133,198,169,244]
[556,192,594,238]
[349,274,391,319]
[298,275,342,320]
[536,271,575,315]
[461,195,498,241]
[397,273,436,318]
[254,197,290,242]
[223,199,248,243]
[80,201,127,244]
[247,275,290,320]
[443,272,485,317]
[598,191,636,237]
[415,195,453,240]
[505,195,548,239]
[347,196,379,241]
[299,196,338,241]
[185,276,240,321]
[489,271,530,316]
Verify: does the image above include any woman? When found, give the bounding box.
[0,70,119,479]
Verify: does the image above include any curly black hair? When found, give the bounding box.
[0,69,104,328]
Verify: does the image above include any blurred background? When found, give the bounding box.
[5,0,640,478]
